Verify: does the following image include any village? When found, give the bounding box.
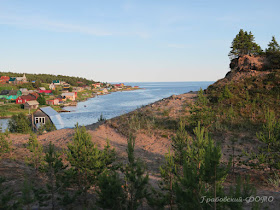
[0,73,140,121]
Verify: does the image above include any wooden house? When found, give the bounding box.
[61,92,76,101]
[46,99,59,105]
[49,83,55,90]
[31,107,64,130]
[16,94,37,104]
[24,100,39,109]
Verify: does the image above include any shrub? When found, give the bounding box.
[8,113,32,133]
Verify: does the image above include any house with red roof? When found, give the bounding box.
[39,90,52,94]
[16,94,37,104]
[0,76,10,84]
[46,99,59,105]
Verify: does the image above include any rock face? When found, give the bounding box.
[207,55,270,90]
[230,55,265,72]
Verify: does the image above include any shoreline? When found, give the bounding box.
[0,87,141,119]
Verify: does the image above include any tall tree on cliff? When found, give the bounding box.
[266,36,280,54]
[229,29,262,59]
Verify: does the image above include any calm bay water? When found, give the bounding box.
[60,81,213,128]
[0,82,213,130]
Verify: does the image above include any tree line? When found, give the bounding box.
[0,72,97,86]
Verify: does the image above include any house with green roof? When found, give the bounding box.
[0,90,21,100]
[52,80,61,85]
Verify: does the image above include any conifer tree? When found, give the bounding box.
[229,29,262,59]
[96,169,126,210]
[26,133,44,170]
[123,135,149,210]
[197,88,208,106]
[174,160,206,210]
[171,123,229,210]
[158,149,177,209]
[201,138,228,210]
[171,120,189,166]
[66,124,116,206]
[44,141,66,210]
[266,36,280,54]
[256,108,280,170]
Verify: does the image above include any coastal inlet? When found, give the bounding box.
[0,82,213,130]
[59,82,213,128]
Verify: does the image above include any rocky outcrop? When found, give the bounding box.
[230,55,265,72]
[207,55,270,90]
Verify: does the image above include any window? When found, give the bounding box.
[35,117,45,124]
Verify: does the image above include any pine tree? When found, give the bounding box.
[197,88,208,106]
[188,122,209,169]
[201,138,228,210]
[256,108,280,170]
[123,135,149,210]
[66,124,116,206]
[158,149,177,209]
[174,160,206,210]
[171,120,189,166]
[229,29,262,59]
[266,36,280,54]
[44,141,67,210]
[26,133,44,170]
[20,177,34,210]
[96,170,126,209]
[174,123,229,210]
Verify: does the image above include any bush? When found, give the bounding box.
[8,113,32,133]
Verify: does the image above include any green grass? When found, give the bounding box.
[0,103,29,117]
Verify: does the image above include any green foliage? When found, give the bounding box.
[197,88,208,106]
[123,135,149,210]
[174,160,206,210]
[26,133,44,170]
[0,71,95,86]
[37,95,46,105]
[266,36,280,54]
[171,120,189,166]
[158,149,177,209]
[229,29,262,59]
[96,170,126,209]
[66,124,116,206]
[98,113,106,122]
[37,120,56,134]
[227,176,256,210]
[174,126,228,210]
[266,171,280,190]
[20,177,34,209]
[256,108,280,169]
[0,131,11,157]
[8,113,32,133]
[44,141,67,210]
[0,176,16,210]
[266,51,280,70]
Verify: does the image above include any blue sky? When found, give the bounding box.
[0,0,280,82]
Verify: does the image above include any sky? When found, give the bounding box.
[0,0,280,82]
